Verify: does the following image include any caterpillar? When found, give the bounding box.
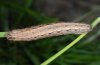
[7,22,91,41]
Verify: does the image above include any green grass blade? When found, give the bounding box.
[91,17,100,28]
[0,32,7,37]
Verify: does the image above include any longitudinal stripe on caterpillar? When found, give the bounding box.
[7,22,91,41]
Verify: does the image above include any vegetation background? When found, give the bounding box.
[0,0,100,65]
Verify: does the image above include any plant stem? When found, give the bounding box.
[0,32,7,38]
[40,17,100,65]
[41,34,87,65]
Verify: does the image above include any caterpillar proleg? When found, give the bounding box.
[7,22,91,41]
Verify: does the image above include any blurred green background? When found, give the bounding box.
[0,0,100,65]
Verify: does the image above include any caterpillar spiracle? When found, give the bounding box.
[7,22,91,41]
